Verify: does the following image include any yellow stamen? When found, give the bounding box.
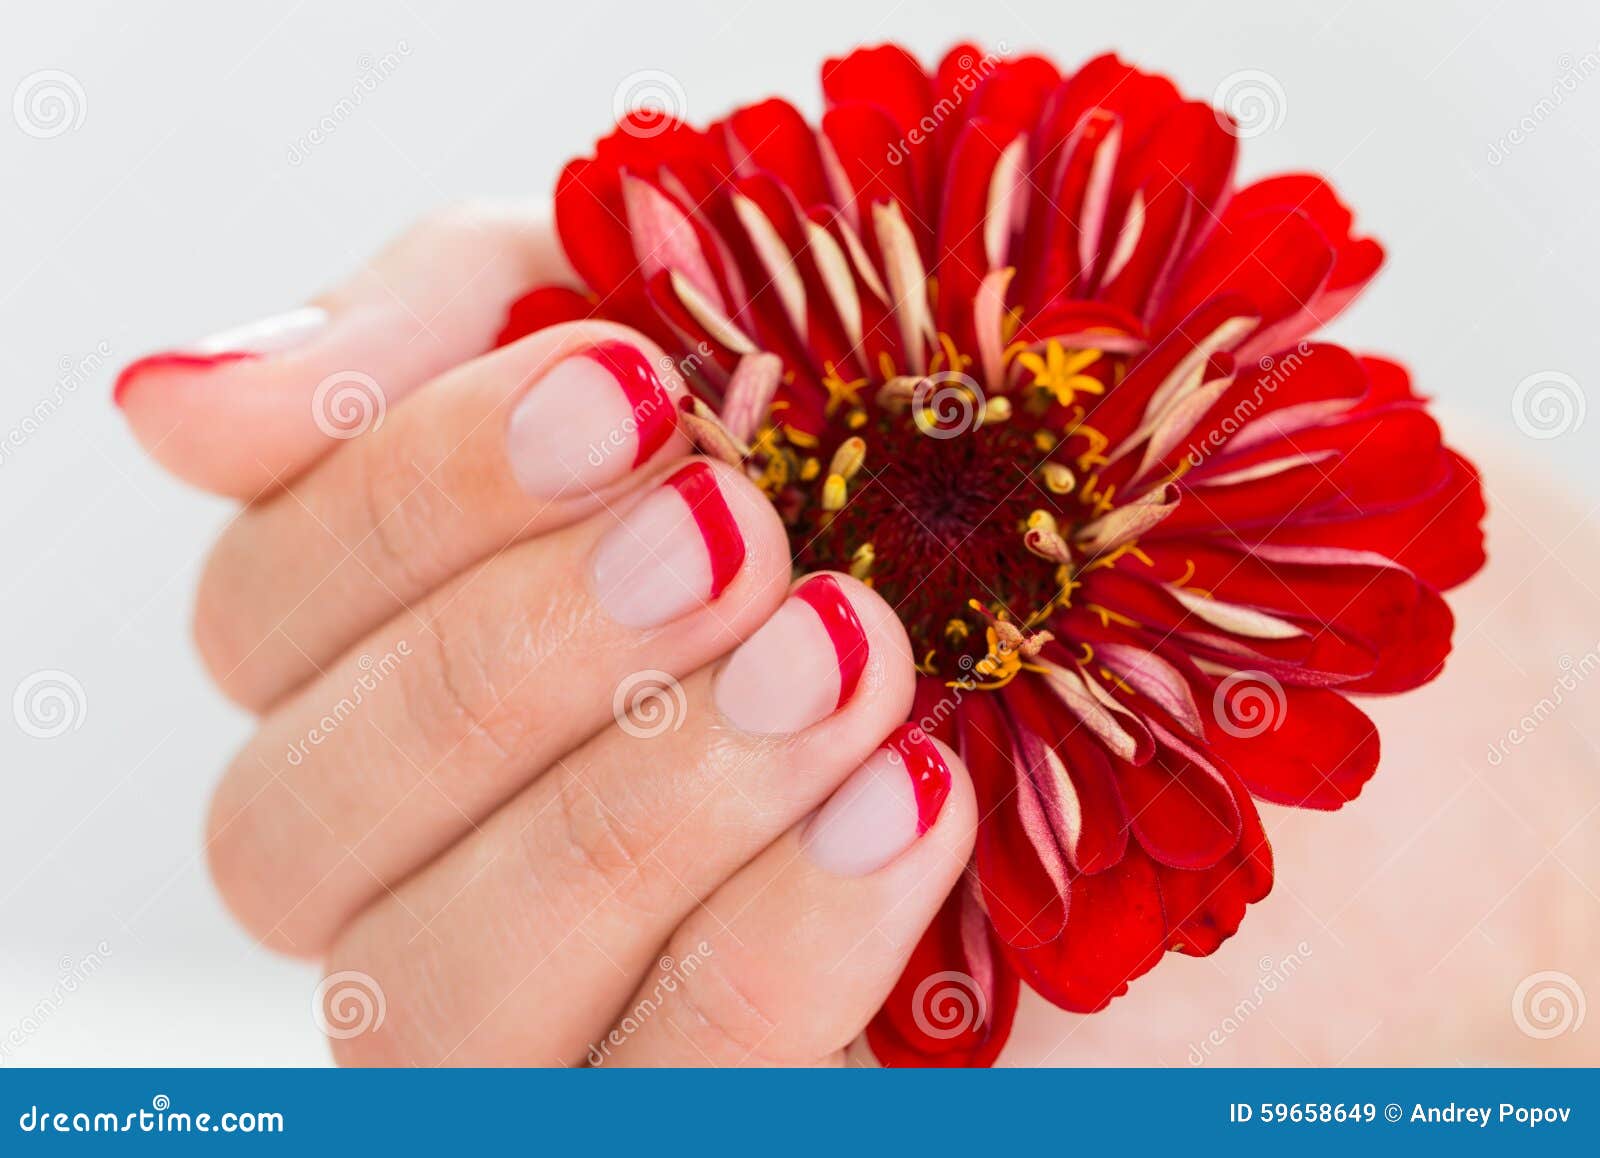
[849,541,875,580]
[822,472,848,511]
[820,361,867,416]
[1040,462,1075,494]
[829,436,866,481]
[1016,341,1106,407]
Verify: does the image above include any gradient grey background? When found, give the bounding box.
[2,0,1596,1063]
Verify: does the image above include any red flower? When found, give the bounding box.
[499,43,1486,1066]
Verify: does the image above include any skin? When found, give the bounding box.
[120,206,1600,1066]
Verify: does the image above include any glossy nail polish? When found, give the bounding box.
[802,724,952,877]
[713,575,868,734]
[507,340,678,498]
[113,306,329,405]
[591,461,745,628]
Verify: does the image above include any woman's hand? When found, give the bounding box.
[118,204,978,1066]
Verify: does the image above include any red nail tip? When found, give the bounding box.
[664,460,745,598]
[582,341,676,467]
[794,574,868,709]
[111,351,257,407]
[885,723,951,835]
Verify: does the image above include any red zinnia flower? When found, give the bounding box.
[497,43,1487,1066]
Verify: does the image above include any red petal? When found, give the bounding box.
[1155,772,1274,955]
[868,884,1020,1067]
[1209,685,1380,809]
[494,285,594,348]
[961,692,1069,948]
[1007,846,1167,1012]
[1118,746,1242,869]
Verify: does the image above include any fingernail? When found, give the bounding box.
[714,574,867,734]
[802,724,951,877]
[591,461,745,628]
[507,340,678,498]
[113,306,329,405]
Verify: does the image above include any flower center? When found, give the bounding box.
[788,410,1072,682]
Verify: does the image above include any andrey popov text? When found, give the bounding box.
[1229,1103,1573,1128]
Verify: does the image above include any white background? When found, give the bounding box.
[2,0,1597,1064]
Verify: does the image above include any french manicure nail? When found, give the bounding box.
[591,461,745,628]
[507,340,678,498]
[802,724,951,877]
[713,575,867,734]
[113,306,329,405]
